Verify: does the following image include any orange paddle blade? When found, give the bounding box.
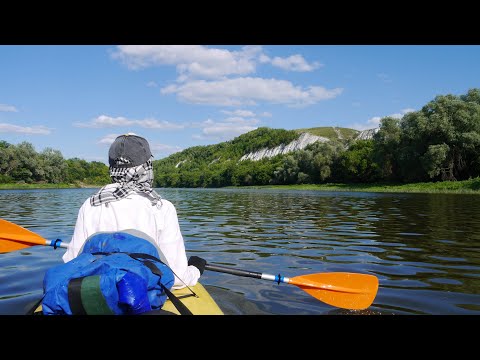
[289,272,379,310]
[0,219,47,253]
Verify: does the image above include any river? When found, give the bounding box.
[0,187,479,315]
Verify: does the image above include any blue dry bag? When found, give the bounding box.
[41,231,175,315]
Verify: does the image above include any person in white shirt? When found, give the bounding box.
[62,133,206,289]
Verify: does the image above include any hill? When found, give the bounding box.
[155,126,367,168]
[151,126,371,187]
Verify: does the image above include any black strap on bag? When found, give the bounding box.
[128,253,193,315]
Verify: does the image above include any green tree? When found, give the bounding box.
[39,148,67,183]
[10,142,39,182]
[373,117,402,181]
[337,139,379,183]
[310,141,343,183]
[273,155,299,184]
[399,90,480,181]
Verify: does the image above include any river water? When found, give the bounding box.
[0,187,479,315]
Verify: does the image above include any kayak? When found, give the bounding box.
[34,282,224,315]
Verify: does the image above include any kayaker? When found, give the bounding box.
[62,132,206,289]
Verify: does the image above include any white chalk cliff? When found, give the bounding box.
[356,128,379,140]
[239,128,378,162]
[240,132,329,161]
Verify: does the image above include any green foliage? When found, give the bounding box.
[0,143,109,186]
[0,140,11,149]
[420,144,450,178]
[397,90,480,181]
[39,147,67,183]
[372,117,402,181]
[65,159,110,185]
[336,140,380,182]
[0,174,13,184]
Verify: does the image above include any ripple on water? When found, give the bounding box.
[429,278,463,285]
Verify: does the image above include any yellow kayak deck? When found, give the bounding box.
[163,283,223,315]
[34,282,223,315]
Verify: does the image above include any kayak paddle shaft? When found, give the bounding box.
[205,263,290,284]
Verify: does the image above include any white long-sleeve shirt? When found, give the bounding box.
[62,186,200,289]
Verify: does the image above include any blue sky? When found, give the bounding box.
[1,45,479,163]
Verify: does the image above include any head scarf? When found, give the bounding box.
[90,158,161,207]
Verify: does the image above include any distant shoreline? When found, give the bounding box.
[0,183,100,190]
[1,178,480,194]
[231,178,480,194]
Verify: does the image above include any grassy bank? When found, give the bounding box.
[0,182,100,190]
[237,177,480,194]
[2,178,480,194]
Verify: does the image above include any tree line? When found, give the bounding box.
[2,88,480,188]
[0,141,109,185]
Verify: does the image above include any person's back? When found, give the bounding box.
[63,133,206,289]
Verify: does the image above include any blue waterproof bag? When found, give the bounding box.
[42,231,175,315]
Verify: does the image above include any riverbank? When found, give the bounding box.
[233,177,480,194]
[0,182,100,190]
[2,177,480,194]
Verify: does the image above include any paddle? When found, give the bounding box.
[0,218,68,253]
[205,263,378,310]
[0,218,379,310]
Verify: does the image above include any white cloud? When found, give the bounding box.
[112,45,263,80]
[150,143,183,157]
[0,123,50,134]
[222,116,259,124]
[146,81,158,87]
[0,104,18,112]
[78,115,132,127]
[112,45,323,80]
[161,77,343,107]
[135,118,184,129]
[193,116,259,141]
[74,115,184,130]
[98,134,120,145]
[269,54,322,72]
[259,54,270,63]
[221,109,256,117]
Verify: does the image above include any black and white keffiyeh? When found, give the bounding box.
[90,158,162,207]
